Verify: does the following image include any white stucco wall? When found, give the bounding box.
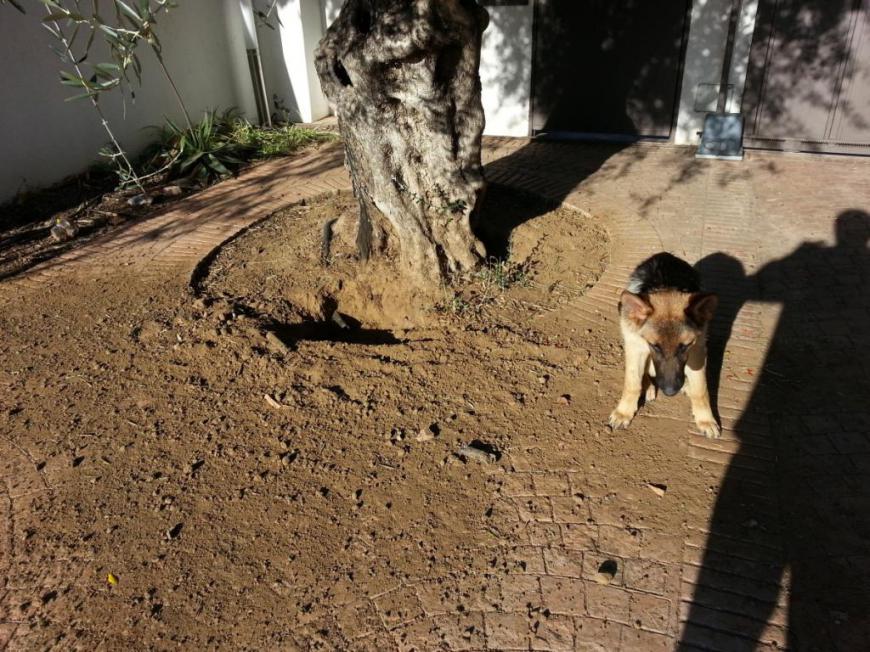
[0,0,256,203]
[226,0,262,121]
[674,0,759,145]
[480,3,534,137]
[256,0,330,124]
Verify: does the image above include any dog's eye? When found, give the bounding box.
[650,344,662,354]
[677,343,688,353]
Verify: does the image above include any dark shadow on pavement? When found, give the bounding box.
[477,141,631,259]
[681,210,870,651]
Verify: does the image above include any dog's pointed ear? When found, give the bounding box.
[686,292,718,326]
[620,291,652,325]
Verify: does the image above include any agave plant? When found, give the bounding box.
[141,109,254,185]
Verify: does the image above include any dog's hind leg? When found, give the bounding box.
[685,341,720,438]
[610,332,649,429]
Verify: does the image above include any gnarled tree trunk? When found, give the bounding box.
[315,0,490,284]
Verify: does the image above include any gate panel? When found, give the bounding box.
[743,0,870,153]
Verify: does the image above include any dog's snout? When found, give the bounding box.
[661,383,681,397]
[652,358,685,397]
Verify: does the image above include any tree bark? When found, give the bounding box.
[315,0,490,284]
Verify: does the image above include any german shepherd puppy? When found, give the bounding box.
[609,252,720,438]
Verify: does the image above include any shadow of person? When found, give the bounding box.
[680,210,870,651]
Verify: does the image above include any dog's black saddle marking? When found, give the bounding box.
[627,252,700,294]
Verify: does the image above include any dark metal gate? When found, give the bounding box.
[742,0,870,154]
[530,0,691,140]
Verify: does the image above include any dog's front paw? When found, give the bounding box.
[695,418,721,439]
[644,383,657,403]
[609,407,635,430]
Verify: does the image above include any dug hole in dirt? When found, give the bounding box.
[0,185,705,649]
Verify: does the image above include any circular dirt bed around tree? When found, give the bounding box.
[198,184,610,335]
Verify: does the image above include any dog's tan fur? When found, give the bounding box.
[609,289,721,438]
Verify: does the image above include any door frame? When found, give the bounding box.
[527,0,695,142]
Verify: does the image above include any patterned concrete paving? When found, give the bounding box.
[2,138,869,651]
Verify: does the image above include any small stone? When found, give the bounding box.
[166,523,183,540]
[158,185,184,198]
[415,423,439,442]
[646,482,667,497]
[50,217,79,242]
[127,193,153,207]
[280,450,298,466]
[557,394,571,405]
[264,394,285,409]
[330,311,351,330]
[390,427,405,443]
[455,441,499,464]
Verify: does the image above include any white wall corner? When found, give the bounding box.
[266,0,329,124]
[300,0,330,121]
[480,4,534,137]
[224,0,260,121]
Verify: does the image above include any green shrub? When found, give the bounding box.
[232,122,337,159]
[140,110,337,185]
[140,109,252,184]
